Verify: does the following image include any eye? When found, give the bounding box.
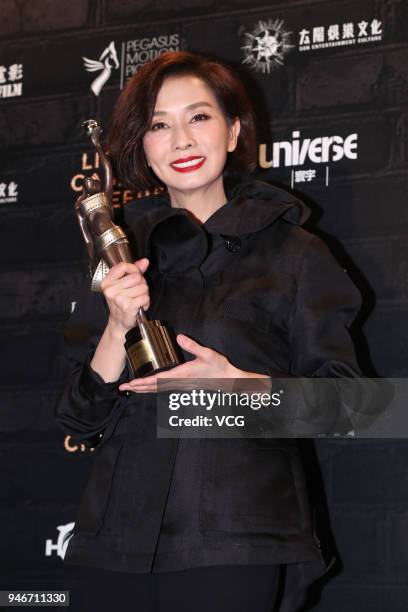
[149,121,168,132]
[191,113,210,123]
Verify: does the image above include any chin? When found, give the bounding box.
[167,177,212,192]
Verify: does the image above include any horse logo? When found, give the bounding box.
[83,41,119,96]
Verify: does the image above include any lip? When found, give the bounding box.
[170,156,206,173]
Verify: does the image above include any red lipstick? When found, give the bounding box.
[170,156,206,173]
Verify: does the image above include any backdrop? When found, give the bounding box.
[1,0,407,609]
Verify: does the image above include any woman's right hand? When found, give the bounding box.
[101,258,150,336]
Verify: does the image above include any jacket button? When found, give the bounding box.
[223,236,242,252]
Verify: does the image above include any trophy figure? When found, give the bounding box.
[75,118,183,378]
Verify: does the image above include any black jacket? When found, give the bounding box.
[56,181,363,608]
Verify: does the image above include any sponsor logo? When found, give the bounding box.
[81,35,180,94]
[120,33,180,86]
[241,19,294,73]
[45,522,75,560]
[83,41,120,96]
[239,16,382,69]
[0,63,23,98]
[0,180,18,203]
[259,130,358,187]
[298,19,382,52]
[292,169,317,184]
[259,130,358,168]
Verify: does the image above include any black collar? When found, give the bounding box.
[123,181,310,274]
[204,181,310,235]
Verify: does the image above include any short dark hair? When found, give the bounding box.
[107,51,257,192]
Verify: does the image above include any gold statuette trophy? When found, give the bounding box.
[75,118,183,378]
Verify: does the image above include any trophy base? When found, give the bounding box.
[124,320,183,378]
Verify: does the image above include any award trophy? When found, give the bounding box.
[75,118,183,378]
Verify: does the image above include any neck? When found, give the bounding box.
[168,180,228,224]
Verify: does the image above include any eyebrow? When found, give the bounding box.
[152,101,214,116]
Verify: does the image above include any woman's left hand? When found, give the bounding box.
[118,333,269,393]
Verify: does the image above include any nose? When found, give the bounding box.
[172,122,195,151]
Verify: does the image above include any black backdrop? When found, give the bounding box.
[1,0,408,609]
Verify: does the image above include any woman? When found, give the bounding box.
[56,51,363,611]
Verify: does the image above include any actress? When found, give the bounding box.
[56,51,363,611]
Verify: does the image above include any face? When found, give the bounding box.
[142,74,240,204]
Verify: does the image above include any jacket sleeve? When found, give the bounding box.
[282,235,384,435]
[288,234,362,378]
[55,281,130,447]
